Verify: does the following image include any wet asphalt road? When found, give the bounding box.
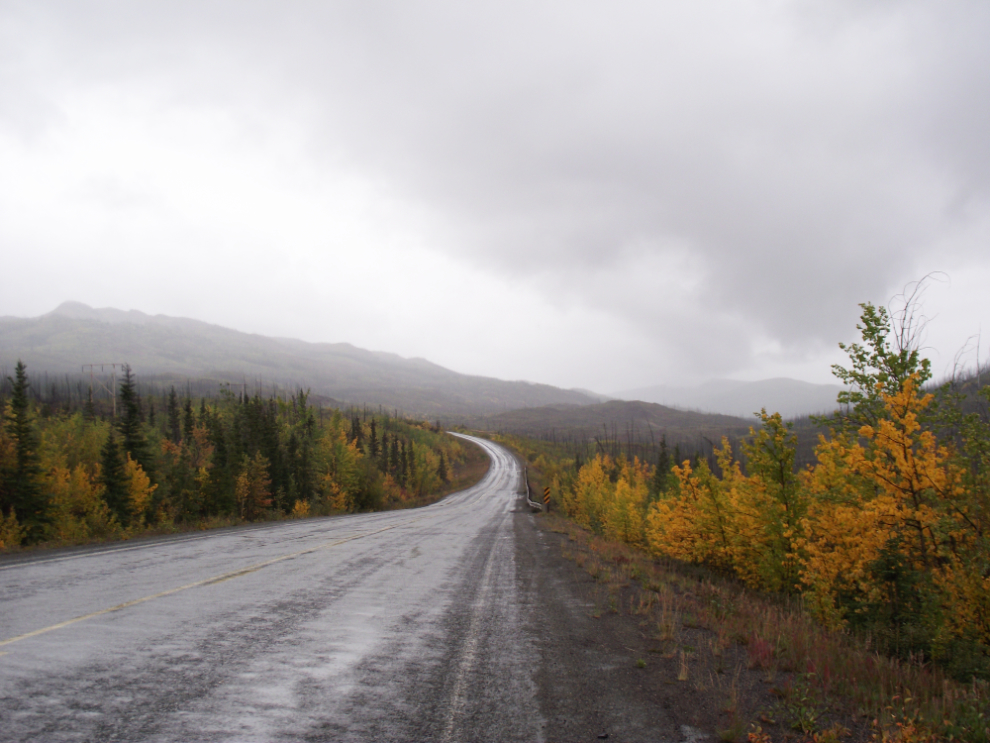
[0,435,543,742]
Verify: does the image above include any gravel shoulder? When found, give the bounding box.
[516,503,718,743]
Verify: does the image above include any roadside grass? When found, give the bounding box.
[544,514,990,743]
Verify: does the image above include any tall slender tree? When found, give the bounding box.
[183,397,195,442]
[2,361,47,541]
[437,451,449,484]
[380,433,391,472]
[651,436,671,497]
[389,438,399,477]
[369,418,379,458]
[117,365,152,476]
[167,386,181,444]
[399,440,409,486]
[100,430,129,525]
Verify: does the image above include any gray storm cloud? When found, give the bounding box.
[1,1,988,390]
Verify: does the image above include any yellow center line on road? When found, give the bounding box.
[0,514,429,650]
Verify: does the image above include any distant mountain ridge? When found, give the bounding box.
[0,302,600,417]
[475,399,754,453]
[614,377,844,420]
[479,399,751,433]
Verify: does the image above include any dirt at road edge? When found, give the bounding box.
[515,500,724,743]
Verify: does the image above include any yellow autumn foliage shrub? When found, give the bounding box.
[799,377,987,643]
[124,454,157,528]
[315,430,364,512]
[44,463,118,543]
[235,451,273,520]
[602,458,650,546]
[0,509,23,550]
[561,454,611,530]
[556,454,651,547]
[381,473,407,506]
[643,414,808,594]
[646,457,736,571]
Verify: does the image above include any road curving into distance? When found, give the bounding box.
[0,435,545,742]
[1,434,705,742]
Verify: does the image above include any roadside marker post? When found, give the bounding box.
[523,466,546,513]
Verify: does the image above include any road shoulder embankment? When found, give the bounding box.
[514,499,716,742]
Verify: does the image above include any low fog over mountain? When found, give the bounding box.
[615,378,844,420]
[0,302,599,417]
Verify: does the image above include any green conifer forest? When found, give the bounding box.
[0,364,472,549]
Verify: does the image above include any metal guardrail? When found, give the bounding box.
[522,466,546,513]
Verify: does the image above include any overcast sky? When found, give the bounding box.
[1,1,988,393]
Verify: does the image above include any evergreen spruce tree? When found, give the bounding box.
[287,430,299,501]
[183,398,195,442]
[2,361,47,541]
[399,440,408,486]
[369,418,379,458]
[210,409,228,469]
[651,436,670,497]
[380,433,390,472]
[230,409,245,465]
[167,386,181,444]
[262,399,285,509]
[437,451,449,483]
[296,438,314,504]
[100,430,129,525]
[147,399,156,427]
[350,416,363,447]
[117,365,152,476]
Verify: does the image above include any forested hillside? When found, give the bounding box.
[0,302,599,417]
[0,362,476,549]
[473,399,753,468]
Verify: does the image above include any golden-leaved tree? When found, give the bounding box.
[124,454,157,528]
[643,416,806,594]
[561,454,612,531]
[235,452,273,521]
[646,453,736,571]
[602,457,650,546]
[799,376,987,646]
